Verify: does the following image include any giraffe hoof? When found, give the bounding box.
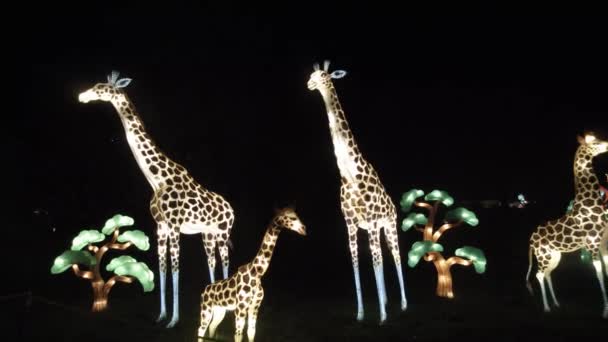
[603,307,608,319]
[155,313,166,323]
[401,302,407,311]
[356,312,364,322]
[166,318,178,328]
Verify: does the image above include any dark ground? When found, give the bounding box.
[3,204,608,341]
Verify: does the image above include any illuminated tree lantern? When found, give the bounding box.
[400,189,486,298]
[197,207,306,342]
[78,71,236,327]
[526,133,608,318]
[50,214,154,312]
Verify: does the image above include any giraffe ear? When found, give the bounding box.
[108,70,120,84]
[330,70,347,79]
[115,78,132,88]
[577,135,586,145]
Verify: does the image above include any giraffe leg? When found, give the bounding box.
[368,226,387,324]
[166,227,181,328]
[208,306,226,338]
[156,222,169,323]
[535,272,551,312]
[218,239,230,279]
[601,229,608,280]
[234,304,247,342]
[544,251,562,308]
[383,221,407,311]
[247,287,264,342]
[591,259,608,318]
[197,301,213,339]
[203,234,217,283]
[346,221,364,321]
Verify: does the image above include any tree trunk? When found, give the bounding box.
[91,280,108,312]
[433,258,454,299]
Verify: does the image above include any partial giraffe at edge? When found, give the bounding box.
[78,71,236,328]
[526,133,608,318]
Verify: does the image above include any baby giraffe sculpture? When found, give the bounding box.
[197,206,306,342]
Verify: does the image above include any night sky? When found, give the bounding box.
[10,1,608,319]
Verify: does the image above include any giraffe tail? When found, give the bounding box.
[526,246,534,295]
[226,239,234,251]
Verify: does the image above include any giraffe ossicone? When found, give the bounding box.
[308,60,408,324]
[526,133,608,318]
[197,206,306,342]
[78,71,236,328]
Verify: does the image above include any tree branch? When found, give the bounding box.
[415,226,425,233]
[424,251,443,262]
[433,220,463,242]
[108,242,133,250]
[72,265,94,280]
[416,201,440,241]
[87,245,99,253]
[103,275,134,295]
[447,256,472,268]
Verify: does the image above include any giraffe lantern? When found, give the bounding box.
[78,71,236,327]
[526,133,608,318]
[307,60,407,323]
[197,206,306,342]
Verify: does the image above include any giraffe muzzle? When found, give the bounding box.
[78,90,96,103]
[307,80,317,90]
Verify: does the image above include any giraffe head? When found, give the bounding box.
[272,206,307,236]
[307,60,347,91]
[78,70,132,103]
[577,133,608,157]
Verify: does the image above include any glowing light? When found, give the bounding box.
[198,207,306,340]
[112,261,155,292]
[401,188,485,298]
[424,190,454,207]
[101,214,134,235]
[408,241,444,267]
[400,189,425,213]
[580,248,592,264]
[454,246,487,273]
[51,250,96,274]
[71,230,105,251]
[401,213,428,231]
[106,255,138,271]
[308,60,408,323]
[117,229,150,250]
[445,208,479,226]
[527,133,608,318]
[50,213,153,311]
[79,71,237,328]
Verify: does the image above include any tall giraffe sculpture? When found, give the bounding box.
[197,206,306,342]
[307,60,407,323]
[78,71,236,327]
[526,133,608,318]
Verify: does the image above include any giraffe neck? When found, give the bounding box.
[110,94,175,191]
[251,224,281,277]
[573,147,602,202]
[319,85,365,183]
